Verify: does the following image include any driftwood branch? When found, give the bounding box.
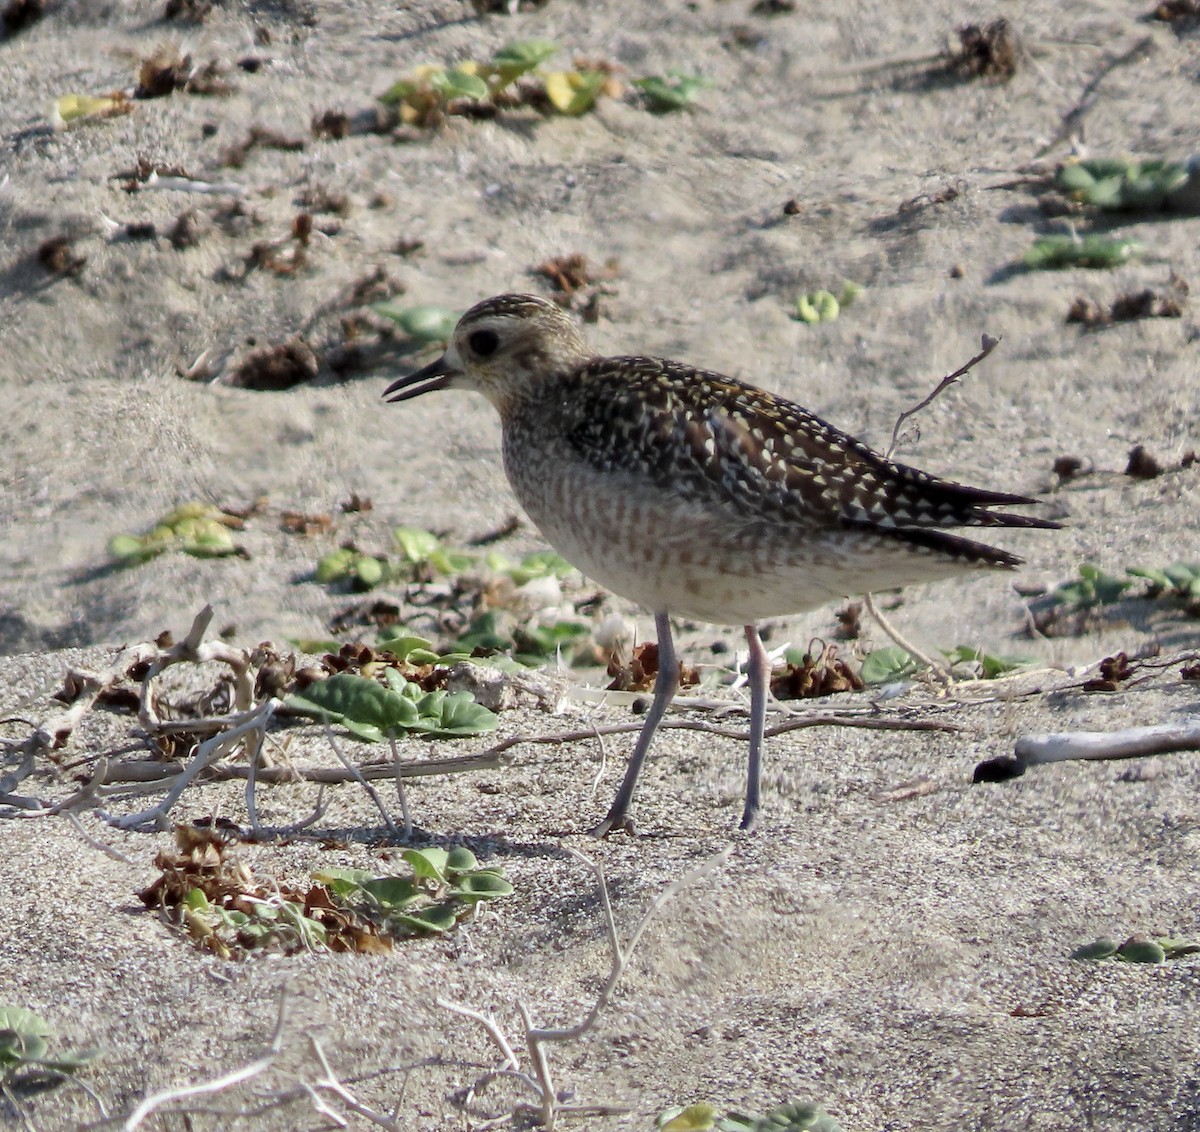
[1015,720,1200,765]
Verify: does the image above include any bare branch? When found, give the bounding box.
[120,989,288,1130]
[323,723,400,838]
[862,593,951,682]
[434,999,523,1073]
[886,334,999,460]
[101,699,277,831]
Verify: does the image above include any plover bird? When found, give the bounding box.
[384,294,1057,834]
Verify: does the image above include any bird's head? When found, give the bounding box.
[383,293,593,415]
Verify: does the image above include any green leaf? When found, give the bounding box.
[372,304,459,345]
[1022,234,1139,271]
[393,526,442,564]
[377,631,439,663]
[315,548,355,583]
[0,1008,52,1039]
[1079,563,1132,603]
[1158,937,1200,959]
[1056,163,1097,193]
[183,887,211,912]
[1056,158,1189,210]
[1049,564,1130,609]
[353,555,385,589]
[512,619,591,664]
[452,871,515,901]
[455,610,514,653]
[1070,938,1118,961]
[659,1103,720,1131]
[427,546,475,574]
[108,533,162,563]
[285,672,419,743]
[859,646,920,685]
[716,1103,843,1132]
[543,69,606,116]
[393,900,461,934]
[431,66,489,101]
[943,646,1036,679]
[445,846,480,874]
[0,1008,53,1067]
[747,1103,842,1132]
[793,291,840,324]
[313,866,376,897]
[360,876,422,909]
[403,847,450,884]
[506,550,577,585]
[633,72,709,112]
[1162,563,1200,591]
[1127,566,1173,593]
[35,1047,102,1073]
[1116,938,1166,964]
[490,39,558,89]
[493,39,559,68]
[421,692,498,737]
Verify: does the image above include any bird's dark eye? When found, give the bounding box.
[468,329,500,357]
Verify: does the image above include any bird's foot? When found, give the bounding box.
[588,811,637,838]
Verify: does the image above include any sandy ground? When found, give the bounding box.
[1,1,1199,1128]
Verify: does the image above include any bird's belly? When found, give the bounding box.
[505,454,990,625]
[507,461,864,624]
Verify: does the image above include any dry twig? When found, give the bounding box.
[438,846,731,1129]
[886,334,999,460]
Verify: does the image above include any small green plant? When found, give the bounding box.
[0,1007,100,1084]
[1047,563,1132,609]
[315,546,386,590]
[542,68,608,115]
[1056,158,1189,211]
[286,670,499,742]
[378,39,614,123]
[375,631,447,665]
[633,71,709,112]
[372,303,460,354]
[659,1100,843,1132]
[313,527,477,591]
[489,38,561,88]
[484,548,577,585]
[1127,562,1200,600]
[858,645,922,684]
[791,282,861,325]
[109,502,241,565]
[394,526,475,575]
[1070,934,1200,964]
[147,827,510,957]
[454,608,592,667]
[315,847,513,938]
[183,887,327,956]
[940,646,1037,679]
[858,644,1034,684]
[1023,234,1140,270]
[384,39,558,114]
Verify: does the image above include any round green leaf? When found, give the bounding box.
[1116,937,1166,964]
[1069,938,1118,961]
[445,847,480,874]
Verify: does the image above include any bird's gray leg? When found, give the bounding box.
[739,625,770,832]
[591,612,680,836]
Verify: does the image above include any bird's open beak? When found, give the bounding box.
[383,354,455,403]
